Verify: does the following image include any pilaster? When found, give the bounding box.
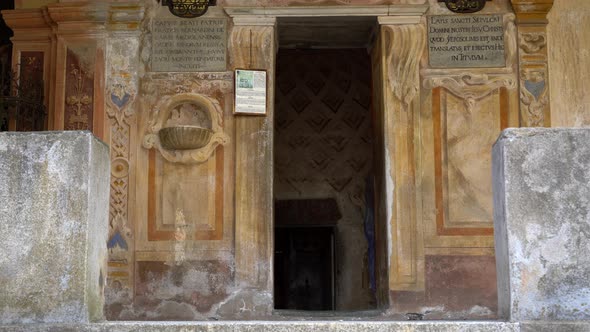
[511,0,554,127]
[227,13,277,306]
[377,12,426,293]
[103,1,145,317]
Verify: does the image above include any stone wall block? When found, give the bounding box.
[0,131,110,324]
[493,128,590,321]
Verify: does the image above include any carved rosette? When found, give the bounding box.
[143,93,229,164]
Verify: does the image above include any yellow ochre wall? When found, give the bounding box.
[548,0,590,127]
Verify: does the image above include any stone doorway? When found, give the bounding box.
[273,45,381,311]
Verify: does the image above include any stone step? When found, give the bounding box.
[1,321,589,332]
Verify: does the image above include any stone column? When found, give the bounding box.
[226,15,277,314]
[511,0,554,127]
[103,2,144,317]
[493,128,590,321]
[0,131,110,324]
[377,11,427,292]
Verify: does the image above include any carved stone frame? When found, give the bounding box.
[143,93,230,164]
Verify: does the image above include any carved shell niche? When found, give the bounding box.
[143,93,229,164]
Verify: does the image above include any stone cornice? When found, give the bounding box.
[224,4,429,18]
[46,2,109,35]
[3,2,146,41]
[510,0,554,24]
[1,8,54,41]
[108,3,145,32]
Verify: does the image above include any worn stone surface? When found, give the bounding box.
[390,255,497,319]
[4,320,590,332]
[0,321,520,332]
[493,128,590,321]
[0,131,110,324]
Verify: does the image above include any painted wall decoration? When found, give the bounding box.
[64,48,94,131]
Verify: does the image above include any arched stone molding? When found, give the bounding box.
[143,93,230,164]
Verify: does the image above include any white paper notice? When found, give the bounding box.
[235,69,267,115]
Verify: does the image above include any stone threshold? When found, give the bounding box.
[1,321,589,332]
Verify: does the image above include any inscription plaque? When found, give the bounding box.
[152,18,227,72]
[428,15,505,68]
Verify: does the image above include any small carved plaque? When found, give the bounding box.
[428,15,505,68]
[151,18,227,72]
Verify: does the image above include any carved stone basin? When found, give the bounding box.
[158,125,213,150]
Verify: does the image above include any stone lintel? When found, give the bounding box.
[232,16,277,26]
[224,4,428,18]
[378,15,423,25]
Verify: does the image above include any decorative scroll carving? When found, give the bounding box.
[105,34,141,313]
[64,49,94,130]
[383,24,425,107]
[517,33,550,126]
[146,72,233,96]
[520,69,548,127]
[379,22,426,292]
[511,0,553,127]
[143,93,229,164]
[424,73,516,111]
[519,32,547,54]
[503,13,518,70]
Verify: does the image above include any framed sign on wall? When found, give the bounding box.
[234,69,267,115]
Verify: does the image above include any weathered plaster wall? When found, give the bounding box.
[104,3,241,320]
[548,0,590,127]
[391,255,497,319]
[382,0,518,318]
[1,0,542,320]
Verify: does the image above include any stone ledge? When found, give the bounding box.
[1,321,590,332]
[0,321,518,332]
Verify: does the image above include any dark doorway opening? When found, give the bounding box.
[273,46,378,311]
[274,226,335,310]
